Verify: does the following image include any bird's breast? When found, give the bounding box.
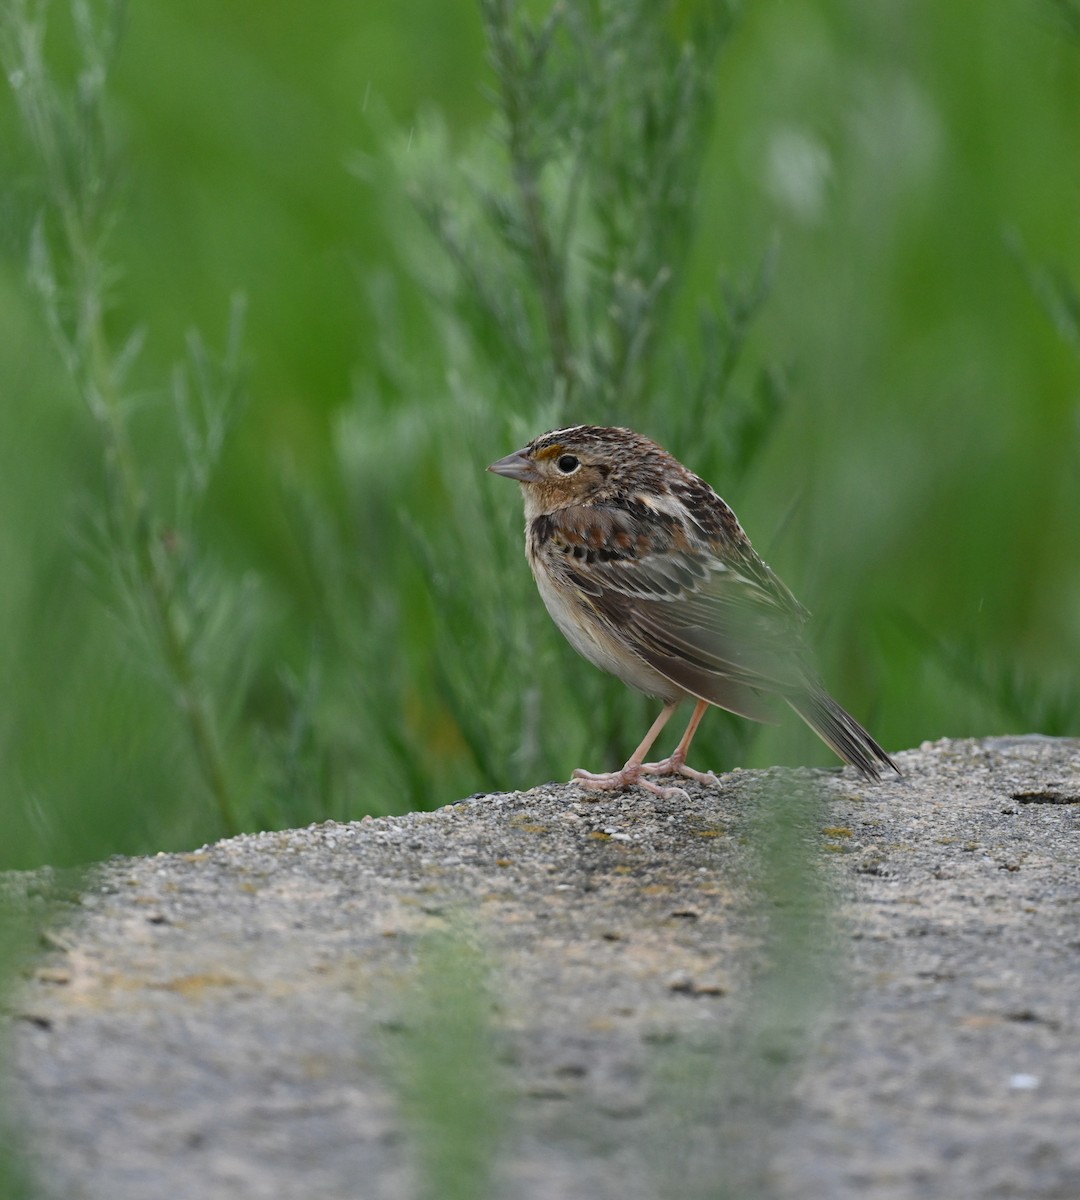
[526,531,685,703]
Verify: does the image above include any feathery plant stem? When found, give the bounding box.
[383,0,768,793]
[4,0,241,835]
[466,0,738,418]
[482,0,576,398]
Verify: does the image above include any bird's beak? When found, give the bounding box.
[487,447,539,483]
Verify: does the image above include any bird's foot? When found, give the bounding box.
[572,753,717,801]
[573,764,685,800]
[639,753,719,788]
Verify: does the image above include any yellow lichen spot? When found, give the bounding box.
[153,972,239,998]
[588,831,611,840]
[511,814,549,833]
[495,858,513,868]
[822,826,852,838]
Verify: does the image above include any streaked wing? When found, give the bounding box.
[540,500,813,708]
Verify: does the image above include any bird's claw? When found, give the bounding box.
[572,757,716,800]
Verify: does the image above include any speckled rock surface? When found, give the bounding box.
[3,736,1079,1199]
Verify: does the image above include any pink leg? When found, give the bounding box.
[572,701,679,794]
[639,698,716,784]
[573,699,718,799]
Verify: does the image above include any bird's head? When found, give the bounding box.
[488,425,675,517]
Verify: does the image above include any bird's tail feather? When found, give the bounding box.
[786,685,900,781]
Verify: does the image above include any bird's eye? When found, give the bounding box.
[556,454,580,474]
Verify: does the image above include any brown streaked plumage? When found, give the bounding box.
[488,424,900,797]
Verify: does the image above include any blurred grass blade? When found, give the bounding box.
[648,774,836,1199]
[386,923,507,1200]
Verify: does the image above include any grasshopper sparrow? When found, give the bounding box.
[489,425,899,797]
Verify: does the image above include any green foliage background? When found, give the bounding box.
[2,0,1079,870]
